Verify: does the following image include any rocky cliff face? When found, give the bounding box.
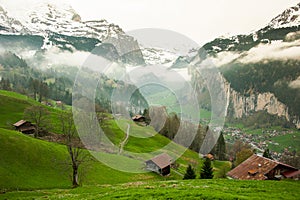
[103,34,145,65]
[191,66,298,128]
[294,118,300,129]
[223,78,290,121]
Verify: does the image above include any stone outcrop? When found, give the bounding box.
[192,69,297,127]
[223,77,291,122]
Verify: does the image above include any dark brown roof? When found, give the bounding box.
[13,120,27,127]
[227,154,298,180]
[147,153,172,169]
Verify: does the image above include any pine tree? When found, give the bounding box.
[211,132,226,160]
[200,158,214,179]
[183,164,196,180]
[263,148,272,159]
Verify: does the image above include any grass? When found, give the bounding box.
[0,128,70,190]
[1,179,300,200]
[0,91,298,199]
[0,128,164,190]
[146,89,208,120]
[0,91,35,129]
[0,90,231,191]
[268,131,300,152]
[100,116,211,174]
[0,90,63,133]
[0,91,231,194]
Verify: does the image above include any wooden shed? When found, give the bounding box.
[13,120,36,134]
[227,154,300,180]
[146,153,172,176]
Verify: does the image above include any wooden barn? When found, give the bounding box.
[227,154,300,180]
[146,153,172,176]
[13,120,36,134]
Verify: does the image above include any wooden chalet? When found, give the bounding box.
[146,153,172,176]
[227,154,300,180]
[13,120,36,134]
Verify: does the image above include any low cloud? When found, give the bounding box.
[209,38,300,67]
[209,51,241,66]
[289,76,300,89]
[38,46,90,68]
[240,39,300,63]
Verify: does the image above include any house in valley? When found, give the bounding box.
[132,114,147,126]
[227,154,300,180]
[146,153,172,176]
[132,115,145,122]
[13,120,36,134]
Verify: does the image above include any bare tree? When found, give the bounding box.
[61,111,87,188]
[24,105,50,137]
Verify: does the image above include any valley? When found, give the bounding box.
[0,1,300,199]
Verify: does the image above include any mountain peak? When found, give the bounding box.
[0,5,29,34]
[29,2,81,22]
[0,2,125,40]
[268,2,300,29]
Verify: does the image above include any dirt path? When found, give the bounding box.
[119,123,130,155]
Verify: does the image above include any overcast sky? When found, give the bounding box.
[1,0,299,45]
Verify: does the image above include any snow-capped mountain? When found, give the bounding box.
[0,3,144,65]
[268,3,300,29]
[0,6,29,34]
[196,3,300,63]
[141,46,180,66]
[1,3,124,40]
[20,3,123,40]
[140,46,198,67]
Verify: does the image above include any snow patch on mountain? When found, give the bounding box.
[268,3,300,29]
[141,46,179,66]
[1,2,124,40]
[0,5,29,34]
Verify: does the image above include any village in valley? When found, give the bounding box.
[223,127,299,160]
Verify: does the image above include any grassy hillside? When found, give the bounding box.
[0,90,231,191]
[0,90,63,133]
[0,90,37,129]
[2,179,300,200]
[100,116,224,175]
[0,128,166,190]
